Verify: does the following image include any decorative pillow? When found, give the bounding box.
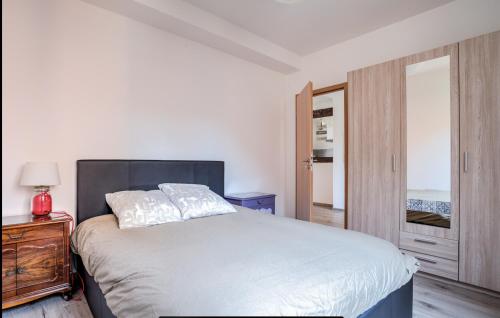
[105,190,182,229]
[158,184,236,220]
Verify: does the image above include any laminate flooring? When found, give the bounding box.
[311,204,345,228]
[413,274,500,318]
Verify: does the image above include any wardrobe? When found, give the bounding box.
[347,31,500,292]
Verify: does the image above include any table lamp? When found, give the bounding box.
[20,162,61,216]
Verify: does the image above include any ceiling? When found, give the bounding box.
[186,0,453,56]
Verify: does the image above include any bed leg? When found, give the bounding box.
[62,291,72,301]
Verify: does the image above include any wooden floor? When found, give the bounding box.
[311,204,345,228]
[3,275,499,317]
[2,289,92,318]
[413,274,500,318]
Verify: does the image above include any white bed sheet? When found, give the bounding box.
[72,206,418,317]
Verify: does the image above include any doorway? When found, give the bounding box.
[296,82,348,229]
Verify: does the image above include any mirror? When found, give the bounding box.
[406,56,451,228]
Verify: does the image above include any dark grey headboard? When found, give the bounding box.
[76,160,224,224]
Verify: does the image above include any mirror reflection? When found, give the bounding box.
[406,56,451,228]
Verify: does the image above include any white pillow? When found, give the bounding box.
[105,190,182,229]
[158,183,209,196]
[158,184,236,220]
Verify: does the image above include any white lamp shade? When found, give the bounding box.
[20,162,61,186]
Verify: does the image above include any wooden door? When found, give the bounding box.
[16,238,64,291]
[459,31,500,292]
[2,244,17,299]
[296,82,313,221]
[347,59,402,245]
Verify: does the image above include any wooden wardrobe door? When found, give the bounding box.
[296,82,313,221]
[348,59,402,245]
[398,44,460,241]
[459,31,500,292]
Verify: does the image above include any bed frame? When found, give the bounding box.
[75,159,413,318]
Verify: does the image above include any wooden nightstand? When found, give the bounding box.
[2,213,72,309]
[225,192,276,214]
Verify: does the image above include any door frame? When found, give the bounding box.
[296,82,349,228]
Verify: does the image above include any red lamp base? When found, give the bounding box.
[32,189,52,216]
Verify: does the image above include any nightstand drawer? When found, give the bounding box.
[244,197,275,208]
[2,223,63,245]
[400,231,458,260]
[401,249,458,280]
[225,193,276,214]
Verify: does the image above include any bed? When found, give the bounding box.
[73,160,417,317]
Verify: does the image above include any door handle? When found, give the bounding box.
[16,267,26,274]
[392,154,396,172]
[303,157,313,170]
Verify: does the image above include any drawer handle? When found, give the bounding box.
[415,256,437,264]
[7,231,25,240]
[16,267,26,274]
[414,238,437,245]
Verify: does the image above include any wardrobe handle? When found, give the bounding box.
[464,151,468,172]
[392,154,396,172]
[414,256,437,264]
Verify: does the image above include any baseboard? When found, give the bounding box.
[416,272,500,298]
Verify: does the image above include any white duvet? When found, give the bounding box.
[72,206,418,317]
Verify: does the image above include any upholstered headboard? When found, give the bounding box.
[76,160,224,224]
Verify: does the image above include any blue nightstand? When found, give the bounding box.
[225,192,276,214]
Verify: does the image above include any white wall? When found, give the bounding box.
[5,0,500,220]
[284,0,500,217]
[407,67,450,191]
[2,0,287,218]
